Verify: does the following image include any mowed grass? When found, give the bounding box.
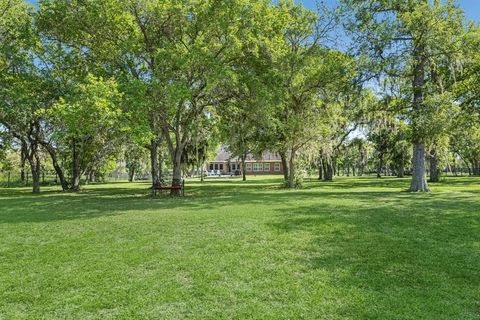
[1,176,479,319]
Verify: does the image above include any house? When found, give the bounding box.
[206,145,284,175]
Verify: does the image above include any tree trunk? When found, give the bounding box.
[377,154,383,178]
[89,170,95,183]
[30,159,41,193]
[170,146,183,196]
[128,165,136,182]
[241,154,246,181]
[466,164,471,176]
[20,142,26,184]
[472,159,480,176]
[26,143,41,193]
[323,155,333,181]
[280,151,289,182]
[149,139,160,186]
[397,162,405,178]
[158,147,164,184]
[42,142,68,191]
[71,173,81,191]
[409,143,430,192]
[71,137,82,191]
[287,151,296,188]
[318,158,323,180]
[429,149,440,183]
[409,41,429,192]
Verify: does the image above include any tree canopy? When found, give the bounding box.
[0,0,478,193]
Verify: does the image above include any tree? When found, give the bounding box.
[316,88,371,182]
[364,94,411,179]
[390,121,411,178]
[0,0,31,73]
[39,0,274,195]
[220,109,258,182]
[0,0,45,192]
[183,113,219,181]
[260,1,356,188]
[218,70,274,182]
[47,75,124,191]
[450,25,480,175]
[342,0,467,191]
[38,0,171,188]
[155,0,276,194]
[0,0,84,192]
[348,137,373,177]
[124,143,148,182]
[450,111,480,176]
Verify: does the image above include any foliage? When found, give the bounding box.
[341,0,468,191]
[0,0,479,192]
[45,75,125,188]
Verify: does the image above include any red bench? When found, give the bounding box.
[152,180,185,196]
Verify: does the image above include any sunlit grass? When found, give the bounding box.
[1,176,479,319]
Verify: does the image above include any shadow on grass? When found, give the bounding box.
[0,178,288,223]
[307,175,480,189]
[268,190,480,318]
[1,176,479,317]
[1,176,479,225]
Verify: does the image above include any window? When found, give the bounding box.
[246,163,252,172]
[274,163,281,172]
[209,164,214,171]
[253,163,263,172]
[219,164,224,170]
[263,163,270,172]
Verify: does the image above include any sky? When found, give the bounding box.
[298,0,479,22]
[28,0,479,22]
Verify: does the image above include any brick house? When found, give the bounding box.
[206,145,284,175]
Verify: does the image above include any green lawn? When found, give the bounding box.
[1,176,479,319]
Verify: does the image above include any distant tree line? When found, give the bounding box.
[1,0,479,194]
